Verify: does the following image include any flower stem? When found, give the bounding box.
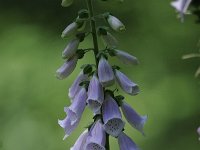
[86,0,110,150]
[86,0,99,66]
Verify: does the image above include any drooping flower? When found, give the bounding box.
[58,114,80,140]
[121,101,147,135]
[115,69,139,95]
[87,74,104,113]
[98,57,115,87]
[70,129,88,150]
[61,0,73,7]
[171,0,192,22]
[62,38,80,59]
[65,88,87,124]
[107,15,125,32]
[114,49,139,65]
[102,93,125,137]
[84,120,106,150]
[69,71,88,100]
[58,88,87,139]
[56,55,78,80]
[118,132,139,150]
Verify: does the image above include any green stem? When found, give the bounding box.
[86,0,99,66]
[86,0,110,150]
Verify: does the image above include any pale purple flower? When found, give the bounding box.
[114,49,139,65]
[107,15,125,32]
[62,38,80,59]
[58,88,87,139]
[101,32,118,48]
[61,0,73,7]
[102,94,125,137]
[118,132,139,150]
[115,70,139,95]
[98,57,115,87]
[61,22,79,38]
[171,0,192,22]
[69,71,88,100]
[87,74,104,113]
[197,126,200,141]
[70,129,88,150]
[85,120,106,150]
[65,88,87,124]
[121,101,147,135]
[58,114,80,140]
[56,55,78,80]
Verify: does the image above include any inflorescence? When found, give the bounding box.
[56,0,147,149]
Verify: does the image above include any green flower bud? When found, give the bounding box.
[107,15,125,32]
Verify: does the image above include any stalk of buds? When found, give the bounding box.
[56,0,147,149]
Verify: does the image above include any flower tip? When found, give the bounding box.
[119,26,126,32]
[63,134,69,140]
[55,72,63,80]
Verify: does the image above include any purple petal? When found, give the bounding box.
[56,56,78,80]
[171,0,192,22]
[58,115,80,140]
[70,129,88,150]
[114,50,139,65]
[65,88,87,124]
[197,126,200,141]
[121,101,147,135]
[62,38,80,59]
[98,57,115,87]
[87,74,104,113]
[115,70,139,95]
[69,71,88,100]
[85,120,106,150]
[118,132,139,150]
[102,94,125,137]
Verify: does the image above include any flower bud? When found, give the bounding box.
[107,15,125,32]
[114,49,139,65]
[118,132,139,150]
[56,56,78,80]
[61,0,73,7]
[61,22,78,38]
[62,38,80,59]
[197,126,200,141]
[98,57,115,87]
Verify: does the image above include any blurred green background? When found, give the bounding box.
[0,0,200,150]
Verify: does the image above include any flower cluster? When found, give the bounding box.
[57,0,147,149]
[171,0,192,22]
